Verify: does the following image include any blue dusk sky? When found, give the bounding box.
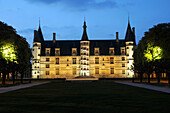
[0,0,170,47]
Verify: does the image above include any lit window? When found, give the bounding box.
[46,64,50,68]
[111,68,114,74]
[72,48,77,56]
[56,58,59,64]
[46,71,49,75]
[73,67,76,75]
[46,58,50,62]
[95,57,99,64]
[110,57,114,64]
[109,48,114,55]
[55,48,60,56]
[122,57,125,61]
[95,67,99,74]
[72,58,76,64]
[122,70,125,74]
[46,48,50,56]
[56,68,59,75]
[94,48,99,55]
[121,48,125,55]
[122,64,125,67]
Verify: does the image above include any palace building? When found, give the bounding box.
[32,20,136,78]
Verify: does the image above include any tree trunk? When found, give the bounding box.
[157,73,160,84]
[2,72,6,85]
[21,71,24,84]
[148,74,150,84]
[12,72,15,84]
[140,73,143,83]
[168,73,170,85]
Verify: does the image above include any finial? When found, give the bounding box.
[84,16,86,22]
[39,17,40,26]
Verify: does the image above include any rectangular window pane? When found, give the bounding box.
[95,68,99,74]
[110,57,114,64]
[46,64,50,68]
[72,58,76,64]
[56,58,59,64]
[73,68,76,75]
[56,68,59,75]
[46,71,49,75]
[111,68,114,74]
[95,57,99,64]
[46,58,50,62]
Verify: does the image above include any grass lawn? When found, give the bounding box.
[0,81,170,113]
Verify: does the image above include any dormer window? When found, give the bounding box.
[46,48,50,56]
[94,48,99,55]
[109,48,114,55]
[121,48,125,55]
[72,48,77,56]
[55,48,60,56]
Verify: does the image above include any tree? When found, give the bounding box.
[134,23,170,84]
[0,21,32,85]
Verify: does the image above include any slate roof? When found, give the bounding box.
[40,39,125,56]
[41,40,80,56]
[125,21,135,44]
[81,21,88,41]
[33,25,44,42]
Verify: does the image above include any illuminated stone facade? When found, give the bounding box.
[32,20,136,78]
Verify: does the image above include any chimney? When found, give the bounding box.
[34,30,37,38]
[132,27,135,37]
[53,33,56,43]
[116,32,119,42]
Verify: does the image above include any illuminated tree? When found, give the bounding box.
[0,21,32,85]
[134,23,170,84]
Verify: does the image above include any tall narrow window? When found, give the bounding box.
[110,57,114,64]
[109,48,114,55]
[94,48,99,55]
[73,67,76,75]
[46,48,50,56]
[56,58,59,64]
[72,48,77,56]
[95,57,99,64]
[55,48,60,56]
[111,68,114,74]
[95,67,99,74]
[121,48,125,55]
[72,58,76,64]
[46,71,49,75]
[56,68,59,75]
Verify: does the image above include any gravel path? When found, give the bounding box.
[0,82,49,94]
[115,81,170,94]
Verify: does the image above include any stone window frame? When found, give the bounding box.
[94,48,100,56]
[72,48,77,56]
[45,48,51,56]
[55,48,60,56]
[109,48,114,55]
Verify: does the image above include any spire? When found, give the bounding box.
[125,17,134,42]
[81,19,89,41]
[33,19,44,42]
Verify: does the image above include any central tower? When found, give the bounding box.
[80,21,90,76]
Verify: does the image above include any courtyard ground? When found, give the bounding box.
[0,81,170,113]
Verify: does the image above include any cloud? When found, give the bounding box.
[26,0,118,11]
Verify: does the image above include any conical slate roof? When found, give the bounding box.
[125,21,134,42]
[34,25,44,42]
[81,21,89,41]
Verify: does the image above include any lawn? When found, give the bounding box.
[0,81,170,113]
